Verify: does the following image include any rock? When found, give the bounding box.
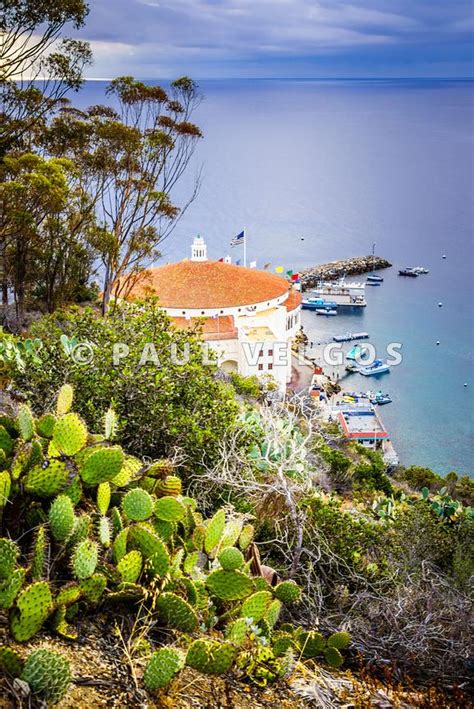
[300,256,391,291]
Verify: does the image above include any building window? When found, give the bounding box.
[268,363,273,370]
[258,364,263,371]
[268,349,273,356]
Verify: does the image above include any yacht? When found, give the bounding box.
[310,278,367,307]
[398,268,418,277]
[358,359,390,376]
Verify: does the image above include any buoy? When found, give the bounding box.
[442,255,447,259]
[301,237,305,241]
[438,302,443,307]
[464,383,468,387]
[436,341,440,345]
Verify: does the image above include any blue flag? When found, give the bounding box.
[230,230,245,247]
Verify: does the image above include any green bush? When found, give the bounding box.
[10,302,239,468]
[229,372,263,399]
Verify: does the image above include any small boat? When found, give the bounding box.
[367,274,384,282]
[302,297,338,311]
[412,266,429,274]
[370,391,392,405]
[346,344,368,361]
[358,359,390,376]
[398,268,418,277]
[366,280,381,286]
[333,332,369,343]
[316,308,337,316]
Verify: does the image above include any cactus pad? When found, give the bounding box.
[25,459,68,497]
[53,413,88,456]
[271,632,295,657]
[21,649,71,704]
[324,645,344,668]
[0,538,19,580]
[55,583,82,607]
[154,495,186,522]
[111,455,142,487]
[218,546,244,571]
[298,630,326,659]
[10,581,53,641]
[204,508,225,555]
[117,550,143,583]
[30,526,47,580]
[143,647,185,691]
[128,525,170,577]
[0,471,11,507]
[265,599,282,628]
[273,580,301,604]
[155,592,199,632]
[327,631,351,650]
[225,618,249,645]
[71,539,98,580]
[17,404,35,441]
[0,645,23,677]
[240,591,273,622]
[80,445,124,485]
[0,568,25,609]
[56,384,74,416]
[238,523,254,551]
[35,413,56,439]
[155,475,182,497]
[79,573,107,603]
[0,425,14,456]
[112,527,129,564]
[206,570,254,601]
[96,482,111,515]
[186,639,236,675]
[98,516,111,547]
[48,494,75,541]
[122,488,154,521]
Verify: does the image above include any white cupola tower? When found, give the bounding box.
[191,234,207,262]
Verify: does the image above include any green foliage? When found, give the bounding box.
[13,303,239,468]
[143,647,185,691]
[229,371,263,398]
[21,649,71,704]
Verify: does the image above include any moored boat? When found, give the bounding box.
[302,297,338,311]
[316,308,337,316]
[310,277,367,307]
[370,391,392,405]
[358,359,390,376]
[346,344,368,360]
[367,274,383,282]
[398,268,418,277]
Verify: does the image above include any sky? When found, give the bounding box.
[73,0,474,79]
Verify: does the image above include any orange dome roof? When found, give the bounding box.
[124,261,291,309]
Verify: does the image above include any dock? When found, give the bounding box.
[333,332,369,343]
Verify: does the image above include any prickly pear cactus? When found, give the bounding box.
[155,475,182,497]
[53,413,88,456]
[155,592,199,632]
[154,495,186,522]
[79,445,124,485]
[143,647,185,691]
[240,591,273,622]
[122,488,154,521]
[56,384,74,416]
[206,570,254,601]
[0,645,23,677]
[117,550,143,583]
[0,538,19,580]
[21,649,71,704]
[10,581,53,641]
[49,494,75,541]
[273,580,301,604]
[218,546,244,571]
[71,539,98,580]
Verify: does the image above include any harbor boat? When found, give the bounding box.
[366,280,381,286]
[367,274,383,282]
[316,308,337,316]
[309,277,367,307]
[411,266,429,274]
[358,359,390,376]
[398,268,418,277]
[346,344,368,360]
[369,390,392,405]
[333,332,369,343]
[302,297,338,311]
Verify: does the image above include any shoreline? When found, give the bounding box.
[300,255,391,290]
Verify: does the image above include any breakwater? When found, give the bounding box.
[300,256,391,290]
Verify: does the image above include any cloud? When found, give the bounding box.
[71,0,474,77]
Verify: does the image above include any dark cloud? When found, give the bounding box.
[73,0,474,77]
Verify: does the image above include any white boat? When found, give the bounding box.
[358,359,390,376]
[310,277,367,307]
[316,308,337,316]
[412,266,429,274]
[346,344,368,360]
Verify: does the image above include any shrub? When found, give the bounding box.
[10,302,239,468]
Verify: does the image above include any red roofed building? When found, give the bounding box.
[124,236,302,390]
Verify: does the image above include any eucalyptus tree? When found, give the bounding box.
[0,0,92,154]
[45,77,203,314]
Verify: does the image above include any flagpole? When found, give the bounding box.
[244,226,247,268]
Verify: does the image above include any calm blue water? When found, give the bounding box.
[74,79,473,476]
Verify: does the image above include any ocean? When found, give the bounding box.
[73,79,473,477]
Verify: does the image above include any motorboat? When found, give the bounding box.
[302,297,338,311]
[346,344,368,361]
[367,274,383,282]
[370,391,392,405]
[411,266,429,274]
[398,268,418,277]
[358,359,390,376]
[316,308,337,316]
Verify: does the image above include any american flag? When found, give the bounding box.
[230,230,245,247]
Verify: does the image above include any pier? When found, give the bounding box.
[300,255,391,291]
